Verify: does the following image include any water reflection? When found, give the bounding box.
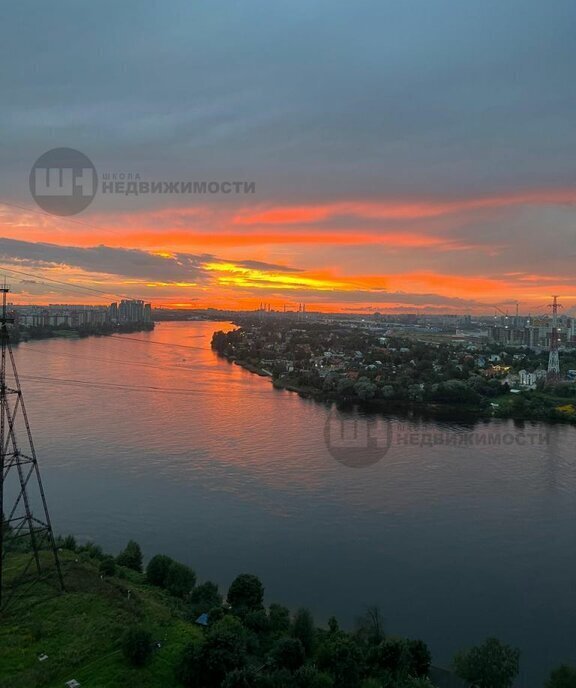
[12,322,576,686]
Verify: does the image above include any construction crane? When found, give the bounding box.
[493,305,510,328]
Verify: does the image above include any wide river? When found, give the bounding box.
[11,321,576,686]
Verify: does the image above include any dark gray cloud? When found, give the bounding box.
[0,237,483,310]
[233,259,301,273]
[1,0,576,210]
[0,238,298,281]
[228,284,482,309]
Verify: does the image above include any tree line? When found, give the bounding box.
[56,536,576,688]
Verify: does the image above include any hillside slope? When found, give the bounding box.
[0,550,201,688]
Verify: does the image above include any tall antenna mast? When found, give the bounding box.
[0,286,64,610]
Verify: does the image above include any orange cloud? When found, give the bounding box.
[1,185,575,314]
[0,204,478,253]
[234,187,576,225]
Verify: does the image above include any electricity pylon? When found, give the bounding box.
[0,286,63,610]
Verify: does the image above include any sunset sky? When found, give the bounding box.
[1,1,575,314]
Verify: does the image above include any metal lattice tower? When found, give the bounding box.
[0,286,63,610]
[547,295,561,380]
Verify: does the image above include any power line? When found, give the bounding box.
[19,373,216,395]
[16,340,240,375]
[0,265,148,305]
[109,334,211,351]
[18,373,276,399]
[0,200,115,235]
[0,205,179,305]
[7,270,234,365]
[17,343,208,371]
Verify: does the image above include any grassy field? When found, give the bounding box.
[0,550,202,688]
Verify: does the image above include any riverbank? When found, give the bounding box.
[11,320,576,685]
[0,541,499,688]
[12,320,155,345]
[225,353,576,424]
[211,322,576,425]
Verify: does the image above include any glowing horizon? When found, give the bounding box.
[1,182,575,315]
[1,2,575,316]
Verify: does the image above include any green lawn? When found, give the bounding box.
[0,551,202,688]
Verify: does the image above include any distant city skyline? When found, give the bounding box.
[13,299,152,328]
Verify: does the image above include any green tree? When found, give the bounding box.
[165,560,196,598]
[359,680,381,688]
[99,556,116,577]
[269,603,291,635]
[368,637,406,675]
[62,534,77,551]
[328,617,340,635]
[406,639,431,677]
[116,540,143,572]
[222,668,261,688]
[546,665,576,688]
[81,541,105,560]
[354,378,377,400]
[454,637,520,688]
[207,605,226,624]
[190,581,222,616]
[336,378,356,398]
[203,616,248,685]
[428,379,482,406]
[317,636,363,688]
[355,606,385,646]
[272,637,306,672]
[264,669,294,688]
[228,574,264,612]
[121,626,153,667]
[400,679,436,688]
[244,608,270,636]
[295,666,334,688]
[146,554,173,587]
[176,617,249,687]
[292,608,316,656]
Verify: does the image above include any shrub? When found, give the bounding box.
[292,609,315,656]
[295,666,334,688]
[62,534,77,551]
[227,574,264,612]
[272,637,306,672]
[546,664,576,688]
[190,581,222,616]
[99,556,116,577]
[81,542,105,560]
[269,604,291,635]
[116,540,143,572]
[244,609,270,636]
[406,639,431,677]
[454,637,520,688]
[146,554,173,587]
[165,561,196,598]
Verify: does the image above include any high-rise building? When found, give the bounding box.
[118,299,145,322]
